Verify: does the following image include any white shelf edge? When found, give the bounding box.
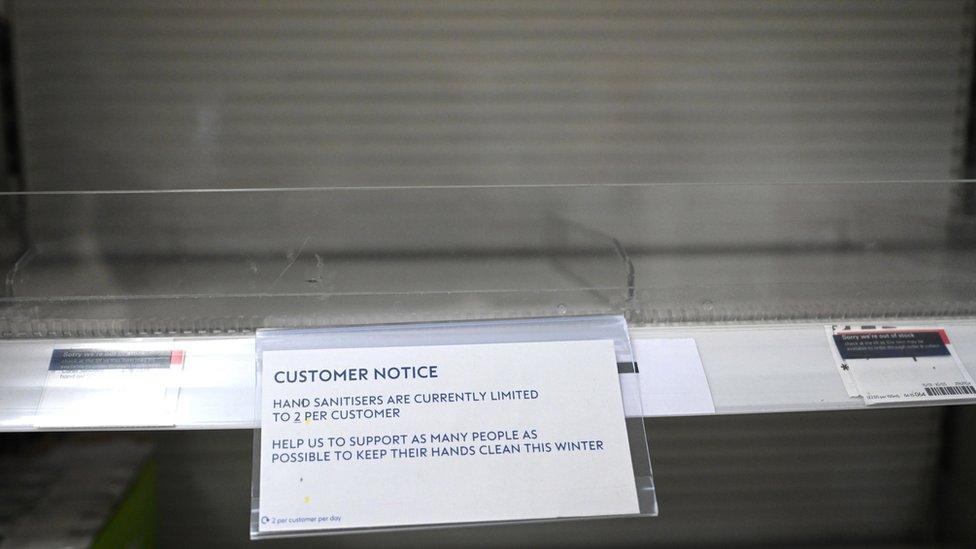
[1,318,974,431]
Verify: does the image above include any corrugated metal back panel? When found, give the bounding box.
[10,0,974,190]
[153,408,944,547]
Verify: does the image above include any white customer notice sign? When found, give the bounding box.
[254,338,640,535]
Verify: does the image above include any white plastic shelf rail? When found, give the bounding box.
[1,318,975,431]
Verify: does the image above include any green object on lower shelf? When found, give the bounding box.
[92,458,157,549]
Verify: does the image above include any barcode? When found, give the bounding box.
[924,385,976,397]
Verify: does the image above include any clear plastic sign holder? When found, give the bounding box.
[251,315,656,539]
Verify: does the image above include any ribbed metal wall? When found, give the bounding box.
[4,5,967,544]
[10,0,974,190]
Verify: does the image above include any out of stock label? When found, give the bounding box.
[828,326,976,405]
[35,343,185,428]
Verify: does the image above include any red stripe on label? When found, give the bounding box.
[170,350,185,366]
[938,330,950,345]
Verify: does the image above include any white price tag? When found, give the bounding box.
[629,338,714,416]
